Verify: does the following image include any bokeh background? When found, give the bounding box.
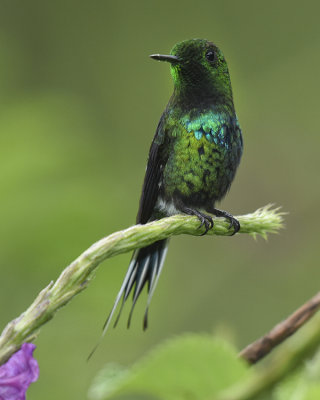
[0,0,319,398]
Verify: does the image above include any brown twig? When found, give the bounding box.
[239,291,320,364]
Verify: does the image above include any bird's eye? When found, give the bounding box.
[206,50,216,63]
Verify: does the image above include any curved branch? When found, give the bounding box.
[240,292,320,364]
[218,309,320,400]
[0,205,283,365]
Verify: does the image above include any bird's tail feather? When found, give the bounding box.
[102,239,168,336]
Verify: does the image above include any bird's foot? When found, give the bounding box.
[181,207,214,235]
[210,208,240,235]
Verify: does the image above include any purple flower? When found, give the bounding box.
[0,343,39,400]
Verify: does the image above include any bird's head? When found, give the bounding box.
[150,39,233,107]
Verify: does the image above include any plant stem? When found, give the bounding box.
[0,205,283,364]
[217,310,320,400]
[240,292,320,364]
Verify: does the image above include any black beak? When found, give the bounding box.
[149,54,180,63]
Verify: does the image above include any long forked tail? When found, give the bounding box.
[102,239,168,336]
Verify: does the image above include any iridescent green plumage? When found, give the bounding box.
[160,109,242,206]
[103,39,243,334]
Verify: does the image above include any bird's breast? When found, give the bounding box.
[161,111,242,207]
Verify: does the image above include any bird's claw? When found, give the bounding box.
[210,208,240,236]
[199,215,214,236]
[226,216,240,235]
[180,206,214,236]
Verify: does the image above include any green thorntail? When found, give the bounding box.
[104,39,243,333]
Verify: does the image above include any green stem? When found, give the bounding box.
[0,205,283,364]
[217,310,320,400]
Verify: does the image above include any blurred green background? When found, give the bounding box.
[0,0,319,398]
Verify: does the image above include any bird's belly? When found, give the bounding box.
[162,132,241,208]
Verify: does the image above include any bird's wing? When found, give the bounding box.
[136,114,168,224]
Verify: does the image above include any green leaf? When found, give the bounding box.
[88,334,250,400]
[273,347,320,400]
[88,363,130,400]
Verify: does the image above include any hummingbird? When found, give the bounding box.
[104,39,243,334]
